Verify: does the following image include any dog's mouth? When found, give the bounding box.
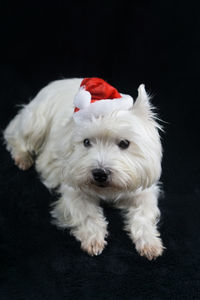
[91,181,110,188]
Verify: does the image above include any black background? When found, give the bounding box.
[1,1,200,299]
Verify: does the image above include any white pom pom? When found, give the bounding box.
[74,88,91,109]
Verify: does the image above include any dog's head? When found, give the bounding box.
[64,85,162,193]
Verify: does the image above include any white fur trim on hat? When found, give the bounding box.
[73,92,133,122]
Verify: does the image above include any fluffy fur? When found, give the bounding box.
[4,78,164,259]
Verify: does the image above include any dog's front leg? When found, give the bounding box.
[51,185,108,256]
[124,185,164,260]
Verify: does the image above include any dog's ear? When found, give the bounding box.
[133,84,153,118]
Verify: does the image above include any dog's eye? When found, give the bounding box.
[83,139,91,147]
[118,139,130,149]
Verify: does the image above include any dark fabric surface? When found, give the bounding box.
[1,1,200,299]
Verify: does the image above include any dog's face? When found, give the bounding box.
[64,86,162,193]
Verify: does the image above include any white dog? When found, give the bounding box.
[4,77,164,260]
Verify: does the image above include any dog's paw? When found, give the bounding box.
[136,238,164,260]
[81,239,107,256]
[14,153,33,171]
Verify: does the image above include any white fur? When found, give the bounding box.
[4,78,164,259]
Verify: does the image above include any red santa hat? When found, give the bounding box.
[73,78,133,122]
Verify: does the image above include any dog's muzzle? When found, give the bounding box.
[92,168,111,186]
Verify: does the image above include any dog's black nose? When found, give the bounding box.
[92,168,110,183]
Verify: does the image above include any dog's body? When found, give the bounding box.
[4,78,164,259]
